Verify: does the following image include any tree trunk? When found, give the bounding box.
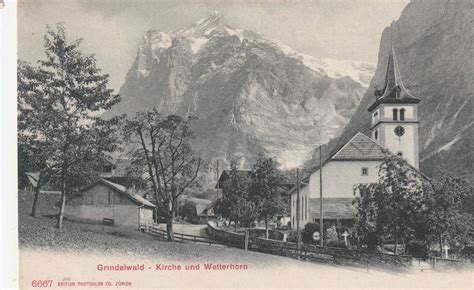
[166,211,174,241]
[57,178,67,230]
[265,219,269,239]
[30,178,42,217]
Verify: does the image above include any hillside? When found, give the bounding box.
[306,0,473,184]
[104,12,374,170]
[17,190,295,264]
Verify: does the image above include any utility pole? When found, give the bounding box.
[216,159,220,199]
[319,145,324,247]
[296,168,301,256]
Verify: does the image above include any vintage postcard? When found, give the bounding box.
[1,0,473,289]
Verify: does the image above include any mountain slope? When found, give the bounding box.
[106,12,374,169]
[307,0,473,184]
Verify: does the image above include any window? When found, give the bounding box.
[393,108,398,121]
[103,164,112,173]
[373,111,379,123]
[305,195,308,221]
[374,129,378,140]
[301,197,304,221]
[361,167,369,176]
[304,196,306,220]
[400,109,405,121]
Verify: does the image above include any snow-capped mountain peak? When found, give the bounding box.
[179,11,226,38]
[137,11,374,87]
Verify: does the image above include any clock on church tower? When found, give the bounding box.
[368,46,421,169]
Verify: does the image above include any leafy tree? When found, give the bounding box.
[353,153,424,254]
[249,157,286,238]
[420,176,473,254]
[17,23,121,227]
[353,184,381,252]
[122,109,202,241]
[181,200,198,222]
[214,162,257,230]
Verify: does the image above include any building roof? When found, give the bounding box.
[25,172,40,188]
[309,198,356,220]
[215,170,250,189]
[368,47,420,112]
[100,158,133,178]
[181,195,213,205]
[80,178,156,208]
[196,204,215,217]
[331,132,386,161]
[287,132,429,195]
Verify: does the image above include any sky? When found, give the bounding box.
[18,0,410,90]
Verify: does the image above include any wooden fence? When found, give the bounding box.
[428,256,467,269]
[139,225,228,247]
[139,223,414,270]
[206,222,413,270]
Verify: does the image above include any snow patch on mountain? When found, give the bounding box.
[278,148,314,170]
[262,37,375,87]
[151,32,172,50]
[189,37,209,54]
[293,54,376,88]
[437,136,461,153]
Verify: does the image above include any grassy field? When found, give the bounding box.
[18,190,310,266]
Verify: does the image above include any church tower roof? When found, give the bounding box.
[368,44,420,112]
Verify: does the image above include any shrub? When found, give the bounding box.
[406,240,429,259]
[301,222,320,245]
[325,225,338,243]
[286,230,300,243]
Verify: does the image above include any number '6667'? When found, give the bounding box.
[31,280,53,287]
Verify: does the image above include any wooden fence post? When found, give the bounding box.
[245,230,249,251]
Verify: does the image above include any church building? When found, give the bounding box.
[289,47,427,231]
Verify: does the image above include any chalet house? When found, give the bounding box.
[100,157,133,186]
[196,203,216,224]
[24,172,60,194]
[65,178,156,229]
[289,47,429,230]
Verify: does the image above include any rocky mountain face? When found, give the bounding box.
[106,11,374,170]
[307,0,473,184]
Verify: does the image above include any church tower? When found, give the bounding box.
[368,46,421,169]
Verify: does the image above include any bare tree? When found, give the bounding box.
[123,109,202,241]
